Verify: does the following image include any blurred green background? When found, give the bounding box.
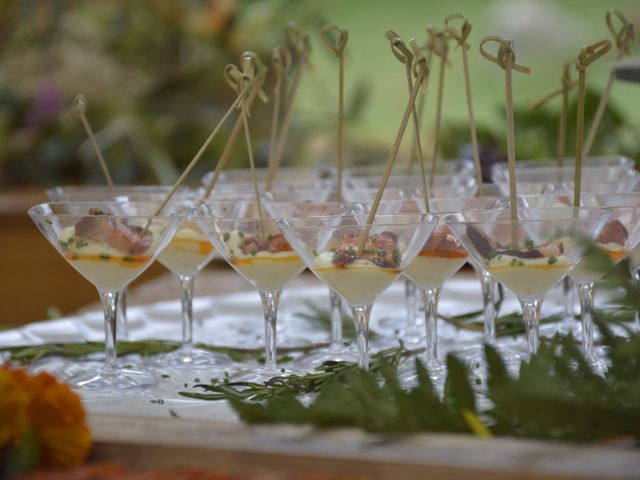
[1,0,639,187]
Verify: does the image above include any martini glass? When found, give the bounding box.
[492,164,635,186]
[446,207,610,361]
[46,186,197,340]
[279,213,438,370]
[401,197,504,383]
[28,201,186,390]
[153,206,228,368]
[194,201,307,382]
[569,194,640,371]
[344,173,478,199]
[490,155,634,180]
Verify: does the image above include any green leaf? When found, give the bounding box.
[444,354,476,415]
[4,429,41,477]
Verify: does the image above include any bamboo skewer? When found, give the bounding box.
[480,36,530,247]
[266,46,292,193]
[445,14,484,196]
[320,24,349,203]
[385,30,430,214]
[66,94,115,191]
[573,39,612,209]
[530,62,576,168]
[582,10,634,160]
[359,56,429,252]
[228,53,269,228]
[407,42,432,175]
[153,89,249,216]
[427,26,449,187]
[201,60,268,200]
[265,22,312,190]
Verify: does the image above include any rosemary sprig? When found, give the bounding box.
[178,346,404,402]
[0,340,321,365]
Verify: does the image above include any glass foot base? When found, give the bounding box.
[298,346,359,371]
[68,367,156,391]
[229,366,303,384]
[149,346,229,369]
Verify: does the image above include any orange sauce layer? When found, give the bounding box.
[603,248,626,262]
[419,248,468,259]
[171,238,214,255]
[232,255,300,266]
[66,254,151,268]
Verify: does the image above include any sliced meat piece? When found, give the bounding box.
[500,248,544,259]
[267,234,293,253]
[466,225,495,259]
[597,219,629,246]
[74,211,152,255]
[241,235,269,255]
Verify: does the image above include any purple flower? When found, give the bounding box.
[25,83,65,129]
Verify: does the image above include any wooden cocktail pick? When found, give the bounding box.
[573,39,612,208]
[65,94,114,191]
[226,53,267,225]
[385,30,430,213]
[583,10,634,160]
[265,22,313,189]
[266,46,292,193]
[445,14,484,196]
[153,79,252,215]
[406,37,432,175]
[359,52,429,252]
[201,53,268,200]
[530,62,576,168]
[320,24,349,202]
[426,26,450,187]
[479,36,530,245]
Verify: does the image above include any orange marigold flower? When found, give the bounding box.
[0,367,92,468]
[0,369,30,448]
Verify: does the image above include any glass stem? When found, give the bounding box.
[520,298,542,360]
[404,277,418,330]
[179,275,195,349]
[329,289,343,349]
[578,282,595,357]
[479,270,497,342]
[562,276,575,318]
[422,287,441,363]
[116,287,129,340]
[99,289,120,371]
[260,289,282,371]
[630,262,640,333]
[350,305,372,371]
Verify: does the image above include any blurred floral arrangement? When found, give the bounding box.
[0,367,91,476]
[0,0,327,187]
[0,1,638,187]
[440,88,640,182]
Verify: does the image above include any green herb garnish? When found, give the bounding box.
[548,256,558,265]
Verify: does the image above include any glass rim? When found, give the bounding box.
[444,207,610,226]
[278,214,439,231]
[28,201,189,219]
